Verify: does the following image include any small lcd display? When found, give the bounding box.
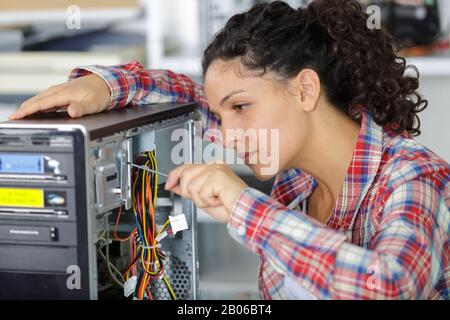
[0,188,44,208]
[0,154,44,174]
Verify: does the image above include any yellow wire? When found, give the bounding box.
[131,152,176,300]
[139,246,158,275]
[149,152,159,265]
[131,169,138,217]
[156,219,170,238]
[163,274,177,300]
[152,151,158,211]
[141,159,155,280]
[140,272,148,299]
[141,161,149,248]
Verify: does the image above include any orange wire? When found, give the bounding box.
[114,205,135,242]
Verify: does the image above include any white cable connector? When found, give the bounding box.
[155,214,189,243]
[124,276,137,298]
[155,230,168,242]
[169,213,189,234]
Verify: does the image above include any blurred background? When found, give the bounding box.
[0,0,448,299]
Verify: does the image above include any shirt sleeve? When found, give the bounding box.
[227,174,449,299]
[68,60,221,142]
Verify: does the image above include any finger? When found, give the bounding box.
[164,164,193,191]
[67,102,89,118]
[169,185,182,196]
[10,93,71,119]
[199,178,223,207]
[190,188,206,208]
[187,172,210,208]
[164,165,185,191]
[9,86,63,119]
[40,106,68,113]
[20,86,60,106]
[179,165,205,199]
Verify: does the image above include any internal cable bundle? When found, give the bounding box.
[114,150,176,300]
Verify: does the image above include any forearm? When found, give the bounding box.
[227,186,445,299]
[68,60,220,141]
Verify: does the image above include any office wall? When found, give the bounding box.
[0,1,139,10]
[415,77,450,162]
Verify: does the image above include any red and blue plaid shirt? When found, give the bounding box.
[70,60,449,300]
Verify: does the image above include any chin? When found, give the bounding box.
[247,163,280,181]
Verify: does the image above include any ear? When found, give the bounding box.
[293,68,321,113]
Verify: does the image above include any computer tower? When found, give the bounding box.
[0,103,200,300]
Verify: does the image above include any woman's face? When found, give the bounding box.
[204,59,311,180]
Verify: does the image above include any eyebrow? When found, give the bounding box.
[219,89,246,106]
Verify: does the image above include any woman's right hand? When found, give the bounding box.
[9,74,112,120]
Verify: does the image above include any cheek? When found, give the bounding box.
[269,113,304,169]
[248,104,293,155]
[220,110,266,147]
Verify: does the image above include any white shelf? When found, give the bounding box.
[0,8,142,26]
[152,57,202,77]
[408,53,450,77]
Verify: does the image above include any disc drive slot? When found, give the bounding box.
[0,225,57,242]
[0,245,77,273]
[0,188,76,221]
[0,208,68,217]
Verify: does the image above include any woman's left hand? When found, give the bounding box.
[164,162,248,223]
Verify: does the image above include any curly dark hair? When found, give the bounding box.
[202,0,428,136]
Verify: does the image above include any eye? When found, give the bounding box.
[232,104,249,113]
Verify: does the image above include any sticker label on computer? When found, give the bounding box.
[0,154,44,174]
[0,188,44,208]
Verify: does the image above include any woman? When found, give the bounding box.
[10,0,449,299]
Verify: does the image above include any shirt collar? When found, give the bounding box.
[271,110,384,231]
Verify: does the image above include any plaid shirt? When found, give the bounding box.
[70,60,450,300]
